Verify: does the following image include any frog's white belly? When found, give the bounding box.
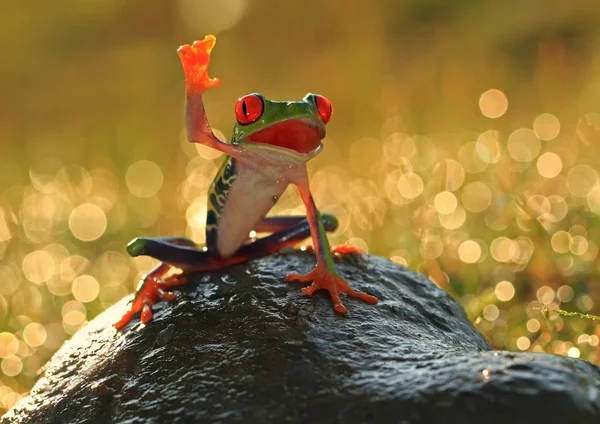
[216,165,288,258]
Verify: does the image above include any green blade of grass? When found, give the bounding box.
[541,308,600,321]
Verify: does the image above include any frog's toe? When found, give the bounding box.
[331,244,365,256]
[126,238,147,257]
[140,304,153,324]
[287,263,378,313]
[331,244,368,268]
[177,44,192,59]
[192,34,216,52]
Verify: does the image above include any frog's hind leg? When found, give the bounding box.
[115,215,338,329]
[114,237,201,329]
[126,214,338,270]
[246,214,339,252]
[251,215,363,257]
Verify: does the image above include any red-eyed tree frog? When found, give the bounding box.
[115,35,378,329]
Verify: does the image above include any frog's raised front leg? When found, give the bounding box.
[178,35,243,158]
[114,216,339,329]
[286,173,379,313]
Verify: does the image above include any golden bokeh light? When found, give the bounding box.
[566,165,598,198]
[390,253,409,267]
[458,142,488,173]
[1,356,22,377]
[383,133,417,165]
[69,204,107,242]
[71,275,100,303]
[544,195,568,222]
[186,200,208,231]
[397,173,424,200]
[195,142,225,161]
[483,304,500,321]
[0,265,21,296]
[526,319,540,332]
[576,295,593,312]
[458,240,482,264]
[476,131,502,164]
[587,185,600,214]
[569,235,588,256]
[0,210,11,243]
[0,334,19,359]
[434,191,457,215]
[507,128,541,163]
[533,113,560,140]
[490,237,516,263]
[178,0,248,34]
[421,236,444,260]
[432,160,465,191]
[22,323,47,348]
[22,251,55,284]
[62,301,87,334]
[576,112,600,145]
[461,181,492,213]
[557,285,574,303]
[536,286,555,305]
[536,152,562,178]
[551,231,571,253]
[479,89,508,119]
[94,251,131,284]
[125,160,164,198]
[516,336,531,351]
[495,281,515,302]
[438,206,466,230]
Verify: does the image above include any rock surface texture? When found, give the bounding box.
[3,252,600,424]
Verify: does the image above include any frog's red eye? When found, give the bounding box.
[314,94,333,124]
[235,94,264,125]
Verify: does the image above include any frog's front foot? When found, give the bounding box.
[114,271,187,329]
[285,263,378,313]
[177,35,220,93]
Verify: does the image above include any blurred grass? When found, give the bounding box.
[1,0,600,413]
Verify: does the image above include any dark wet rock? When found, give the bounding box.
[3,252,600,423]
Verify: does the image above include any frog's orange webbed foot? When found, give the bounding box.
[285,263,378,313]
[331,244,365,256]
[302,244,364,256]
[114,267,187,329]
[177,35,221,94]
[330,244,368,268]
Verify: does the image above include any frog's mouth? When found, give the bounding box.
[244,117,325,155]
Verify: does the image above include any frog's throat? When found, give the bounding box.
[237,140,323,164]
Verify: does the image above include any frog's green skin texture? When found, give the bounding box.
[114,40,377,329]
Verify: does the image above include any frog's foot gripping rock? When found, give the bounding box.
[330,244,365,256]
[285,262,378,313]
[114,269,187,329]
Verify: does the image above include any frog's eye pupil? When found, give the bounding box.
[314,95,333,124]
[235,94,263,125]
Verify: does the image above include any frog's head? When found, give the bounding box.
[231,93,332,159]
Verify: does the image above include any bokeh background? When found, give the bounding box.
[2,0,600,413]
